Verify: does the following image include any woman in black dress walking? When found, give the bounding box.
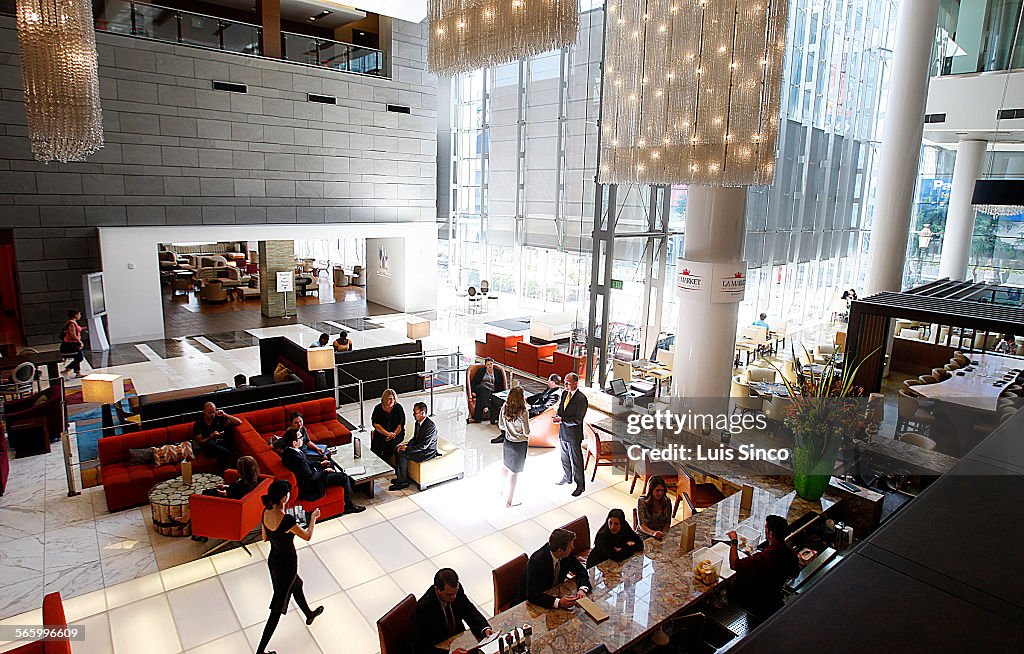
[256,479,325,654]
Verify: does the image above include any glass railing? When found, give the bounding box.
[934,0,1024,76]
[282,32,384,76]
[93,1,385,77]
[97,1,262,56]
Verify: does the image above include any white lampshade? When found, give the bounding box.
[307,347,335,371]
[82,374,125,405]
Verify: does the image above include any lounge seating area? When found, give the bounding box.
[474,332,585,380]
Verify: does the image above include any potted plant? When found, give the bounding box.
[772,346,876,501]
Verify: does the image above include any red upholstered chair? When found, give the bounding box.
[8,592,71,654]
[514,342,557,377]
[584,425,630,482]
[677,466,726,509]
[465,363,508,422]
[493,553,528,613]
[538,351,586,380]
[189,470,274,555]
[377,594,417,654]
[559,515,592,565]
[475,333,523,365]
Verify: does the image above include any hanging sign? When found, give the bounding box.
[675,259,713,300]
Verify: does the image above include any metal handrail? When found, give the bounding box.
[130,0,262,29]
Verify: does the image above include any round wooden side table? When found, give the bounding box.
[148,473,222,537]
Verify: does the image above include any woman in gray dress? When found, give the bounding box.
[498,385,530,508]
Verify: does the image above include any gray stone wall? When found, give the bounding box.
[258,240,296,318]
[0,16,437,344]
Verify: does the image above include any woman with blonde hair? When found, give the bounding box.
[203,455,261,499]
[371,388,405,463]
[498,385,530,507]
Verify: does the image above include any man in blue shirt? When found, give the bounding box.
[753,313,769,330]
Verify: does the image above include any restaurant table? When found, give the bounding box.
[748,381,792,398]
[1,350,65,381]
[913,352,1023,413]
[444,483,842,653]
[630,360,672,396]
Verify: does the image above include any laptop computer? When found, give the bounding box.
[609,378,628,397]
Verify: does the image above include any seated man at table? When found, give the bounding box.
[193,402,242,470]
[309,333,330,349]
[412,568,493,654]
[389,402,438,491]
[522,528,592,609]
[726,514,799,621]
[753,313,769,330]
[527,374,563,418]
[279,429,365,514]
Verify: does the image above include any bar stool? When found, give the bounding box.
[897,390,936,434]
[898,432,938,451]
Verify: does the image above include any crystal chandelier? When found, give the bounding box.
[598,0,789,186]
[16,0,104,163]
[972,179,1024,217]
[428,0,580,76]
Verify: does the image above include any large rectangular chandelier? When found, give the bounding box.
[428,0,580,76]
[16,0,104,163]
[598,0,789,187]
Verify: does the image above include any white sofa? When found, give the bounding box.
[530,311,580,342]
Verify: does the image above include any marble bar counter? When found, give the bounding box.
[447,486,842,653]
[853,436,959,476]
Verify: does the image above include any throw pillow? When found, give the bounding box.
[128,447,154,465]
[273,363,291,383]
[151,441,195,467]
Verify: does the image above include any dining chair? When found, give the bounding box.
[762,396,792,437]
[918,375,939,385]
[898,432,937,451]
[896,390,936,434]
[584,427,630,482]
[492,554,527,613]
[730,376,763,414]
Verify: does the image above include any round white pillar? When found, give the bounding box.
[865,0,941,295]
[938,139,987,281]
[671,187,746,400]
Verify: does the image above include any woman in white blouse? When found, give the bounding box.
[498,385,530,508]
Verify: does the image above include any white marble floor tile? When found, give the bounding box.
[108,594,182,654]
[166,577,241,651]
[182,630,250,654]
[421,501,497,542]
[352,522,425,573]
[312,534,386,590]
[388,559,438,600]
[390,511,462,558]
[100,546,159,587]
[71,611,113,654]
[104,571,165,610]
[334,505,385,532]
[374,495,420,520]
[220,561,275,628]
[160,557,218,592]
[295,548,342,603]
[305,591,379,654]
[0,577,43,620]
[0,505,46,543]
[242,610,324,654]
[43,523,99,573]
[95,509,151,558]
[0,534,44,585]
[500,519,551,554]
[467,531,528,568]
[43,564,105,602]
[346,575,407,627]
[61,588,108,622]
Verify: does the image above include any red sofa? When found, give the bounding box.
[234,422,348,519]
[99,423,221,512]
[237,398,351,447]
[539,350,585,380]
[474,333,523,366]
[9,592,71,654]
[514,342,558,377]
[190,469,274,551]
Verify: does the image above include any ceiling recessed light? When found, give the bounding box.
[309,10,332,21]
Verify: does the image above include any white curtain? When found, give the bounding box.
[293,238,365,267]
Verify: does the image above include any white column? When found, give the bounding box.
[938,139,987,281]
[671,187,746,400]
[865,0,941,295]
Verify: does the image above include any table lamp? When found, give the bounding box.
[307,347,335,395]
[82,373,125,434]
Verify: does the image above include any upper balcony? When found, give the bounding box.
[933,0,1024,77]
[91,0,387,78]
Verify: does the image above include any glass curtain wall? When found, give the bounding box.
[442,0,897,337]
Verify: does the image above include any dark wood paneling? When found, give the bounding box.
[890,338,956,377]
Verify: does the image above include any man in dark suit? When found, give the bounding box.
[528,373,563,418]
[412,568,493,654]
[279,429,365,514]
[467,358,507,424]
[522,528,592,609]
[553,372,589,496]
[389,402,438,491]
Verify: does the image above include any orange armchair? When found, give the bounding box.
[538,350,585,380]
[189,470,274,556]
[514,341,557,377]
[9,592,71,654]
[466,363,508,421]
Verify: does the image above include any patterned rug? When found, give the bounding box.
[66,377,137,462]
